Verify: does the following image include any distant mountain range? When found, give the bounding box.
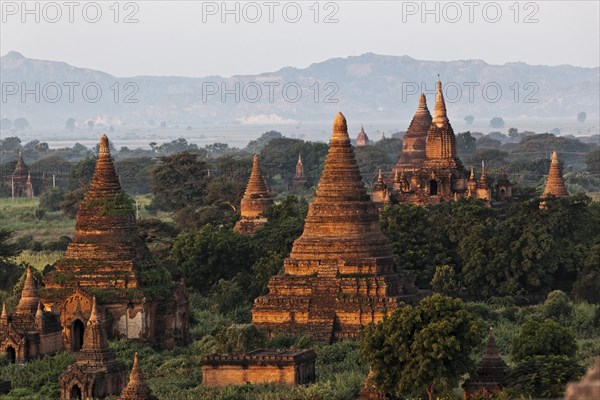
[1,51,598,129]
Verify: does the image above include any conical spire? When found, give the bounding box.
[433,80,449,128]
[542,151,569,198]
[36,301,44,320]
[425,80,457,160]
[288,112,395,263]
[119,353,156,400]
[1,302,7,319]
[17,266,39,315]
[295,154,305,178]
[239,155,272,219]
[77,296,113,363]
[14,150,27,175]
[465,327,507,385]
[470,166,475,180]
[393,168,400,184]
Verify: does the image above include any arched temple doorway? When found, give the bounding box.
[6,346,16,364]
[70,384,82,400]
[71,319,85,352]
[429,180,438,196]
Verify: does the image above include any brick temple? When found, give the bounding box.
[201,349,316,386]
[252,112,420,342]
[291,154,308,189]
[374,81,511,206]
[356,126,370,147]
[462,328,507,399]
[10,151,34,198]
[118,353,157,400]
[234,154,274,235]
[59,297,127,399]
[42,134,189,350]
[0,266,63,363]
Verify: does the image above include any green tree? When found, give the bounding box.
[150,152,209,212]
[539,290,573,322]
[0,229,23,293]
[585,149,600,175]
[509,319,583,397]
[456,132,476,155]
[360,294,484,400]
[170,225,256,292]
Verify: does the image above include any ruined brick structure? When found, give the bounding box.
[0,267,63,363]
[60,297,127,399]
[565,357,600,400]
[291,154,308,189]
[358,369,388,399]
[252,112,420,342]
[201,349,316,386]
[356,126,370,147]
[462,328,507,399]
[234,154,273,235]
[10,151,34,197]
[377,81,511,206]
[42,134,189,350]
[118,353,157,400]
[542,151,569,198]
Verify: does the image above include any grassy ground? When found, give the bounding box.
[0,198,74,242]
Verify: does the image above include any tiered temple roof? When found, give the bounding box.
[234,155,273,234]
[252,112,419,342]
[356,126,369,146]
[396,93,432,170]
[11,151,33,197]
[118,353,157,400]
[542,151,569,198]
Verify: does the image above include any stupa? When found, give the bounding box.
[542,151,569,198]
[462,328,507,399]
[252,112,420,342]
[356,126,369,146]
[10,151,33,197]
[396,93,431,172]
[118,353,157,400]
[291,154,308,189]
[234,154,273,235]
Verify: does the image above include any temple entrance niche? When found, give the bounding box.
[70,384,82,400]
[500,188,506,201]
[429,180,438,195]
[71,320,85,352]
[6,346,16,364]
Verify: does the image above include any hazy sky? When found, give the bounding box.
[1,1,599,77]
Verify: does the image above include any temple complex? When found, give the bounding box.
[0,266,63,363]
[356,126,369,146]
[542,151,569,198]
[201,349,317,386]
[10,151,34,197]
[118,353,157,400]
[252,112,420,342]
[462,328,507,399]
[234,154,274,235]
[381,82,511,206]
[59,297,127,399]
[42,134,189,350]
[565,357,600,400]
[291,154,308,189]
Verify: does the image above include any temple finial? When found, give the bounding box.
[432,80,449,127]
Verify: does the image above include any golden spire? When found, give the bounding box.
[99,133,110,157]
[377,169,383,183]
[1,302,7,319]
[333,112,348,141]
[36,301,43,320]
[89,296,99,322]
[432,80,449,128]
[469,166,475,180]
[393,168,400,183]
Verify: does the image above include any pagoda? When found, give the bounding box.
[118,353,157,400]
[60,297,127,399]
[234,155,273,235]
[0,266,63,363]
[356,126,369,146]
[252,112,420,342]
[542,151,569,198]
[43,134,189,350]
[565,358,600,400]
[462,328,507,399]
[291,154,308,189]
[10,151,33,197]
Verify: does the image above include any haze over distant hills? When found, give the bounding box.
[1,51,598,130]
